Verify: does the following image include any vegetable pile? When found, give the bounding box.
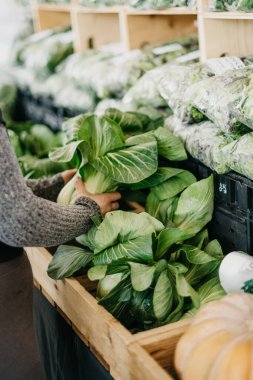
[47,109,225,330]
[11,29,198,116]
[209,0,253,12]
[78,0,196,9]
[7,121,68,178]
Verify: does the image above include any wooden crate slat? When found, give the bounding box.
[135,320,190,378]
[128,342,173,380]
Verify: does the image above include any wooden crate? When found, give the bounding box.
[25,246,190,380]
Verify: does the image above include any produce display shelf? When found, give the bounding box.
[74,4,198,15]
[74,5,126,14]
[36,3,71,12]
[125,7,198,15]
[25,246,190,380]
[203,11,253,19]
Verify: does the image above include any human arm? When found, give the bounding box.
[26,170,76,202]
[0,125,100,248]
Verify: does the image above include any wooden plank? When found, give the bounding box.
[73,9,121,52]
[125,14,197,50]
[200,17,253,60]
[37,4,71,12]
[135,320,190,378]
[125,7,197,15]
[128,343,173,380]
[74,4,125,14]
[204,11,253,19]
[25,247,135,380]
[36,8,72,31]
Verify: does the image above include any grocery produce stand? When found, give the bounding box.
[13,1,253,379]
[25,246,190,380]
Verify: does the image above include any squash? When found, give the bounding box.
[175,293,253,380]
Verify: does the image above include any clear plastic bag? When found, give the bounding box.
[226,133,253,180]
[191,67,253,132]
[15,29,73,75]
[208,0,253,11]
[0,71,17,120]
[122,66,168,108]
[185,122,234,173]
[230,74,253,130]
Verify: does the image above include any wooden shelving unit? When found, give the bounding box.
[30,0,253,59]
[197,0,253,60]
[32,1,198,52]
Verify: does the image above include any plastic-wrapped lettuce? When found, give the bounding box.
[123,36,199,109]
[90,50,153,99]
[185,121,235,173]
[15,29,73,75]
[95,99,134,114]
[190,67,253,132]
[208,0,253,11]
[123,65,168,109]
[27,70,96,113]
[164,116,191,143]
[145,35,198,67]
[230,73,253,130]
[55,85,95,113]
[79,0,125,5]
[158,57,247,125]
[157,63,211,117]
[64,49,151,99]
[0,71,17,120]
[129,0,195,8]
[39,0,70,3]
[225,133,253,180]
[60,50,113,88]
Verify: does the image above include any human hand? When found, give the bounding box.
[61,169,77,185]
[75,178,121,217]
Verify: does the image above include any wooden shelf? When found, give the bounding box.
[73,4,197,15]
[125,6,197,15]
[203,11,253,19]
[32,0,253,62]
[74,4,125,13]
[37,3,71,12]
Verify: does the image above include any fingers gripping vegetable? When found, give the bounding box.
[75,178,121,217]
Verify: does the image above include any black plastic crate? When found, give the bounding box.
[214,171,253,213]
[16,90,83,132]
[181,157,253,214]
[209,205,253,255]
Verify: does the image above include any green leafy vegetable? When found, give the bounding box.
[47,245,94,280]
[173,175,214,234]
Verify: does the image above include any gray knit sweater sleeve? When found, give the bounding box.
[0,125,100,248]
[26,174,65,202]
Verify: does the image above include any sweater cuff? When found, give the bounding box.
[74,196,101,216]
